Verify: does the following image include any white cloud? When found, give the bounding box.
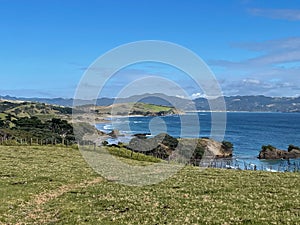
[190,92,221,99]
[249,8,300,21]
[209,35,300,97]
[232,37,300,52]
[220,77,300,97]
[175,95,187,99]
[242,79,260,85]
[191,92,205,99]
[211,37,300,69]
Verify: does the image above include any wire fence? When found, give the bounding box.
[196,158,300,173]
[1,138,299,173]
[0,137,73,146]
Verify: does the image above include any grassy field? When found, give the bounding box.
[0,113,7,120]
[0,146,299,224]
[94,102,180,116]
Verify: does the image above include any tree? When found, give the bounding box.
[0,120,5,128]
[47,118,73,135]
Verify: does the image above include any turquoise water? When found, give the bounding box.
[97,112,300,170]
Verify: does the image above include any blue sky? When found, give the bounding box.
[1,0,300,98]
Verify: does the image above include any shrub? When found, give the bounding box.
[102,141,108,146]
[288,144,300,152]
[105,146,161,163]
[222,140,233,149]
[1,140,22,146]
[70,144,79,150]
[262,145,276,151]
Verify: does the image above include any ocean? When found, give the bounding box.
[96,112,300,170]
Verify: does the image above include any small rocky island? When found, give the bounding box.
[258,145,300,159]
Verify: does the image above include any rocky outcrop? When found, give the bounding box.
[108,129,124,138]
[198,139,233,158]
[127,133,233,161]
[258,145,300,159]
[132,133,151,139]
[129,109,180,117]
[128,133,178,159]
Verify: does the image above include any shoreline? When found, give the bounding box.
[94,113,300,169]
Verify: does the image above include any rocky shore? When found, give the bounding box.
[103,132,233,164]
[258,145,300,160]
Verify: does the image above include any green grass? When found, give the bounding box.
[0,113,7,120]
[94,102,179,116]
[0,146,299,224]
[133,103,173,112]
[35,113,61,121]
[0,101,72,120]
[104,146,162,163]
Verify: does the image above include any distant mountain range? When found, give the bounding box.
[1,94,300,112]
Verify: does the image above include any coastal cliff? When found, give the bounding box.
[258,145,300,159]
[126,133,233,162]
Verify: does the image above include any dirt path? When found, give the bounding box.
[16,177,103,225]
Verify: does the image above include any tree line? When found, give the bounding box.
[0,115,75,145]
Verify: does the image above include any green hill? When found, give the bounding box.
[91,102,182,116]
[0,100,180,120]
[0,145,299,224]
[0,100,72,120]
[0,100,82,143]
[0,100,180,144]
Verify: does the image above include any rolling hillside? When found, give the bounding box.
[0,145,299,224]
[0,100,72,121]
[92,102,182,116]
[2,94,300,112]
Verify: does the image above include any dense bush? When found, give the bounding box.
[222,140,233,149]
[262,145,276,151]
[288,144,300,152]
[0,116,76,144]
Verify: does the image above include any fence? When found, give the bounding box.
[0,137,74,146]
[196,158,300,173]
[1,138,299,173]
